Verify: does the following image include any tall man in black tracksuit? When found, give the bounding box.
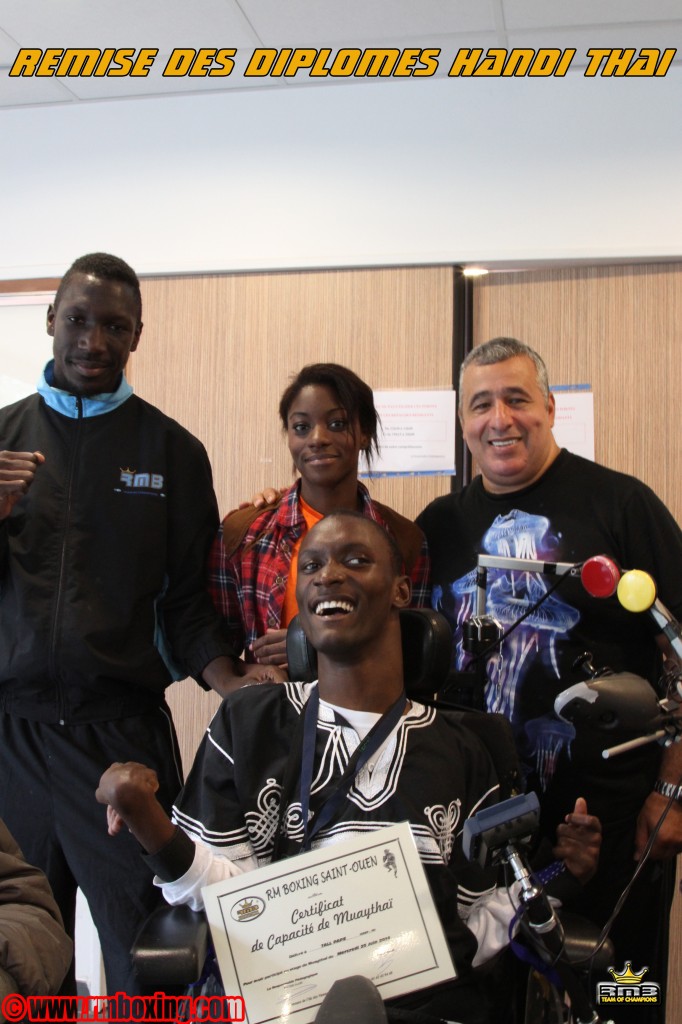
[0,253,281,994]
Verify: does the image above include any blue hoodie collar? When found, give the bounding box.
[38,360,134,418]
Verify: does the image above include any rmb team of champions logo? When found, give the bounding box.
[597,962,660,1007]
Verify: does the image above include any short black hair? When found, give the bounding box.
[54,253,142,322]
[278,363,380,468]
[311,510,404,576]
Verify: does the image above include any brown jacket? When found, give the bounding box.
[0,819,72,995]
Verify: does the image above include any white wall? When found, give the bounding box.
[0,298,50,404]
[2,68,681,280]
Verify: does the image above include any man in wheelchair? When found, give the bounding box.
[97,512,601,1023]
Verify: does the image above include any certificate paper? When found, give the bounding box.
[202,822,456,1024]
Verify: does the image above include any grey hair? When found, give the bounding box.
[459,337,550,407]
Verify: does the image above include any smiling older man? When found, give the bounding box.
[416,337,682,1023]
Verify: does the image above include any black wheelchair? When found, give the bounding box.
[132,609,613,1023]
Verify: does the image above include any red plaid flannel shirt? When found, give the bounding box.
[208,481,430,660]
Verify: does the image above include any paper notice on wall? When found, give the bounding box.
[359,389,457,478]
[552,386,594,462]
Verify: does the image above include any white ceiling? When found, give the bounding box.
[0,0,680,108]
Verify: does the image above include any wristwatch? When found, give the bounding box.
[653,778,682,802]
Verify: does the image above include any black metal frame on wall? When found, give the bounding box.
[451,267,473,491]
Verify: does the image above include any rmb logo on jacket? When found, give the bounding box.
[115,467,166,497]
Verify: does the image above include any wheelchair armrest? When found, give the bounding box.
[131,904,209,987]
[557,910,615,973]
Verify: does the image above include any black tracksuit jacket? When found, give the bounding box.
[0,367,234,724]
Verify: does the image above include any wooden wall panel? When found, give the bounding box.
[473,262,682,523]
[130,266,456,763]
[473,261,682,1024]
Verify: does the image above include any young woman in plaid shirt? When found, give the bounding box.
[208,363,430,673]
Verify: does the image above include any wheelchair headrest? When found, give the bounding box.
[286,607,453,702]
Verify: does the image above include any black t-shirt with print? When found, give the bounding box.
[417,449,682,831]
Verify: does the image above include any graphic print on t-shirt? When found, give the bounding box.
[433,509,580,790]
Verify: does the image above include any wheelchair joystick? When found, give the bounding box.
[572,651,609,680]
[463,793,611,1024]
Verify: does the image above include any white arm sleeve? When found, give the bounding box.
[154,842,259,912]
[467,886,518,968]
[468,886,563,968]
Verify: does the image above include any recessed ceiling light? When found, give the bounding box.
[462,267,489,278]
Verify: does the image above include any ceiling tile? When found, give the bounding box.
[0,0,259,51]
[0,26,22,64]
[502,0,682,30]
[238,0,496,45]
[0,74,77,105]
[507,23,682,67]
[1,0,680,107]
[48,49,285,100]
